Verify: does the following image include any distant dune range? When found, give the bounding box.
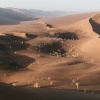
[0,8,100,100]
[0,8,38,25]
[7,7,75,17]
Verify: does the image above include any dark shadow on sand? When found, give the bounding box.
[46,24,54,28]
[89,18,100,35]
[0,34,36,70]
[0,54,35,70]
[0,34,30,51]
[25,33,38,39]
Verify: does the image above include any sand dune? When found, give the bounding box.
[41,12,98,26]
[81,38,100,57]
[0,12,100,99]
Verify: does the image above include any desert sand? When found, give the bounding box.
[0,12,100,99]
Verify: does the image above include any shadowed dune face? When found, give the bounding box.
[7,54,35,70]
[0,34,35,70]
[0,56,22,70]
[89,18,100,35]
[0,34,30,51]
[0,54,35,70]
[89,14,100,35]
[35,41,66,56]
[1,82,100,100]
[0,43,11,53]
